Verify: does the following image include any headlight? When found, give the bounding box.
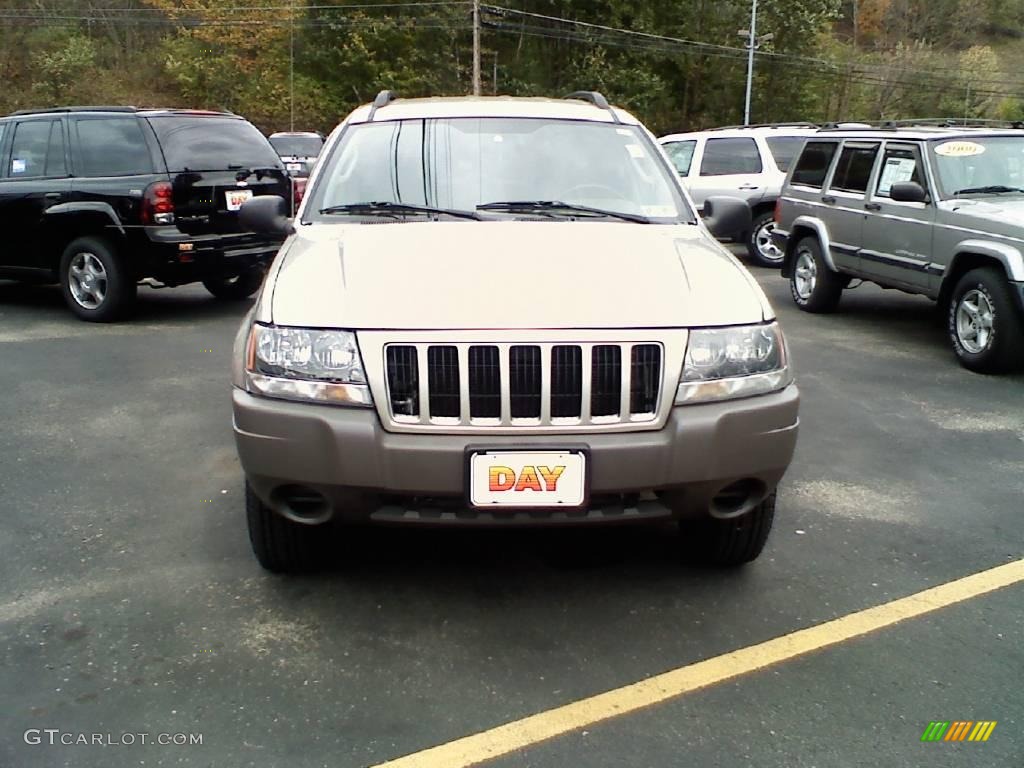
[245,324,372,406]
[675,322,792,404]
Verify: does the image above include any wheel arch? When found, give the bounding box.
[938,243,1022,311]
[44,204,127,270]
[781,216,837,278]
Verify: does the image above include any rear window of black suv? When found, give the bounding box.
[147,115,280,172]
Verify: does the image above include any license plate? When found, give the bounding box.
[286,162,304,172]
[468,450,586,508]
[225,189,254,211]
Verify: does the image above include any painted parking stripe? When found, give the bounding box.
[372,558,1024,768]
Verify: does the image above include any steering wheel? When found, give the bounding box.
[559,183,620,200]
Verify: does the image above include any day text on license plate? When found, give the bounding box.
[225,189,254,211]
[469,451,586,508]
[286,162,304,172]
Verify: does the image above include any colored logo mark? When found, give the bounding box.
[921,721,997,742]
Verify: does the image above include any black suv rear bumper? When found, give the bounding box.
[135,226,285,285]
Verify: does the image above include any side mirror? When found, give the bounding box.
[239,195,295,237]
[701,196,752,240]
[889,181,928,204]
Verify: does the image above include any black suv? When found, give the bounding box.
[0,107,291,321]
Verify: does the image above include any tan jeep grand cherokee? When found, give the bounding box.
[232,92,800,572]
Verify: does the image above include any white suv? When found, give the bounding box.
[659,124,818,267]
[232,92,799,573]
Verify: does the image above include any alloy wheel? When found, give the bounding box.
[955,289,995,354]
[68,252,108,310]
[754,220,783,264]
[794,250,817,299]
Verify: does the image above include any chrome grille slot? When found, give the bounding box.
[468,345,501,419]
[590,345,622,417]
[427,346,460,418]
[382,340,666,431]
[630,344,662,415]
[385,346,419,417]
[509,345,542,418]
[551,345,582,418]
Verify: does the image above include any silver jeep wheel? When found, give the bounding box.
[793,250,817,300]
[955,288,995,354]
[753,219,783,264]
[67,252,108,310]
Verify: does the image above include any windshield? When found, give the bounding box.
[306,117,692,223]
[931,136,1024,197]
[269,135,323,157]
[147,116,282,172]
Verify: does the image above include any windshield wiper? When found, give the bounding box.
[953,185,1024,196]
[319,201,482,220]
[477,200,652,224]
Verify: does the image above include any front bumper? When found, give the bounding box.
[233,384,800,526]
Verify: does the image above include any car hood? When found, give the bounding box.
[267,221,770,329]
[942,197,1024,230]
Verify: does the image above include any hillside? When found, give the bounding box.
[1,0,1023,134]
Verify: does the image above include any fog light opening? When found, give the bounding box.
[710,479,766,519]
[271,485,332,524]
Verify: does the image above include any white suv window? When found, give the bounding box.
[699,137,762,176]
[765,136,807,172]
[663,140,696,176]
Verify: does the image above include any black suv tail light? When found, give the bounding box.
[142,181,175,225]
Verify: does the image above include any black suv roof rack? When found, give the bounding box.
[710,122,819,131]
[8,105,238,118]
[10,105,140,116]
[564,91,621,124]
[367,90,398,121]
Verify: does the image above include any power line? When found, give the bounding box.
[482,4,1024,94]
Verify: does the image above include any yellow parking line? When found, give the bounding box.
[372,558,1024,768]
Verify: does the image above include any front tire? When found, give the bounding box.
[747,211,785,267]
[948,267,1024,373]
[202,267,264,301]
[680,493,776,567]
[789,237,844,313]
[246,483,324,573]
[60,237,136,322]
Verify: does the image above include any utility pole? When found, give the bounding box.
[289,0,295,131]
[743,0,757,126]
[472,0,482,96]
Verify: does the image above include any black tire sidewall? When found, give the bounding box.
[789,236,842,313]
[203,267,264,301]
[947,269,1009,372]
[59,237,135,322]
[789,239,819,308]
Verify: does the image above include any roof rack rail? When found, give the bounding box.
[9,105,139,116]
[710,121,819,131]
[564,91,621,124]
[367,90,398,121]
[818,118,1024,131]
[879,117,1024,128]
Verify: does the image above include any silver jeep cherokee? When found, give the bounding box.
[232,92,800,572]
[773,123,1024,373]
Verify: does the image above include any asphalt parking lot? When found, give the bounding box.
[1,258,1022,768]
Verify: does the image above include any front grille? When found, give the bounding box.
[384,342,663,428]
